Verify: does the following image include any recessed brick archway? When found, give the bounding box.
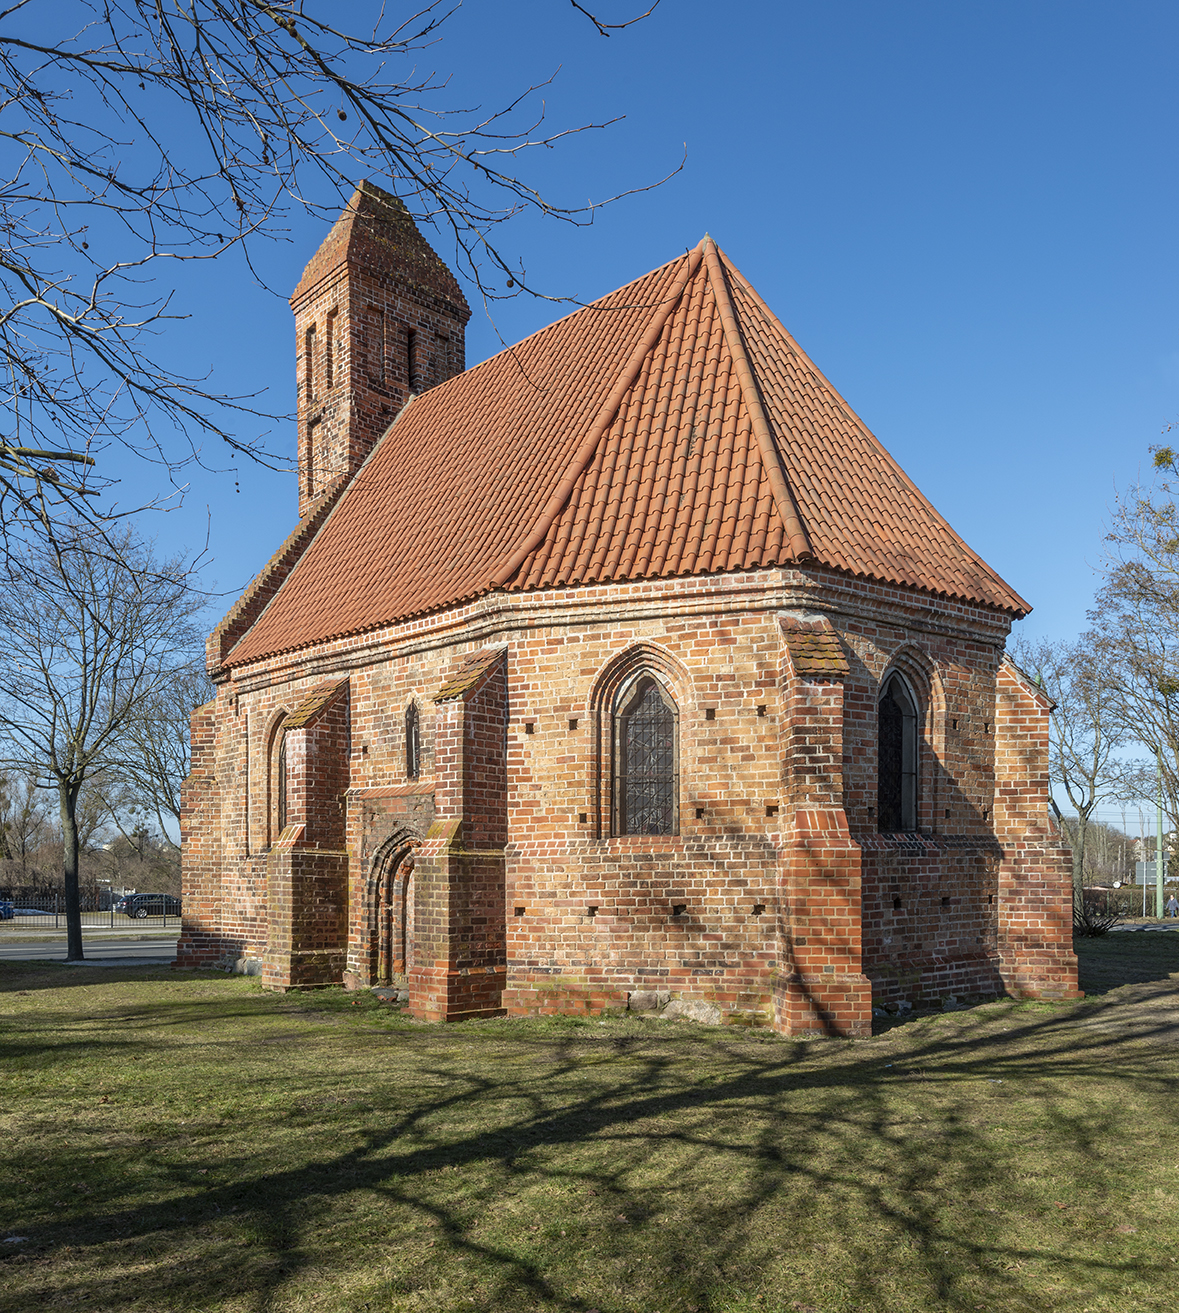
[364,833,419,987]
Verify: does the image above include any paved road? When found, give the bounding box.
[0,936,178,965]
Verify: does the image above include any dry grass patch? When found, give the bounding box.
[0,936,1177,1312]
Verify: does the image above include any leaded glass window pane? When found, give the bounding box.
[877,675,917,832]
[405,702,420,779]
[276,732,288,833]
[616,677,677,835]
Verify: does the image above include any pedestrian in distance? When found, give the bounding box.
[1167,894,1179,919]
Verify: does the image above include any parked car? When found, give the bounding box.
[121,893,181,919]
[10,907,47,916]
[0,901,12,920]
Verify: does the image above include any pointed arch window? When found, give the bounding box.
[878,673,918,832]
[613,676,678,835]
[265,713,289,846]
[276,730,288,834]
[405,701,420,780]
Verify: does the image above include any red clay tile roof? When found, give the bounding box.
[780,616,850,679]
[226,239,1027,669]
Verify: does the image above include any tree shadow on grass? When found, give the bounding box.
[873,932,1179,1041]
[2,986,1177,1313]
[1074,929,1179,995]
[0,961,188,995]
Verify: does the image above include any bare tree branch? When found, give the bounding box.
[0,1,670,547]
[567,1,662,37]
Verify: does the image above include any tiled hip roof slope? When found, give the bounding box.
[227,239,1027,668]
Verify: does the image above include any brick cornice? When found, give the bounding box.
[220,566,1017,695]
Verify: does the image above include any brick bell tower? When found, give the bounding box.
[290,180,470,519]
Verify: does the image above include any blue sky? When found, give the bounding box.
[116,0,1178,667]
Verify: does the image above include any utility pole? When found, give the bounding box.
[1140,808,1148,917]
[1158,749,1166,919]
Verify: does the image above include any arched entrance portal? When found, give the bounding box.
[366,837,419,988]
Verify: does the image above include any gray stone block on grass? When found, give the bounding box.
[661,998,723,1026]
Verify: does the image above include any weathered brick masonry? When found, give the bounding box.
[177,188,1079,1032]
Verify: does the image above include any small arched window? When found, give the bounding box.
[405,701,420,779]
[613,675,678,835]
[878,673,918,832]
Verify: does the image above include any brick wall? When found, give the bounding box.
[834,611,1014,1006]
[776,615,871,1036]
[187,565,1077,1031]
[410,652,509,1021]
[175,700,224,969]
[993,658,1081,999]
[262,681,351,990]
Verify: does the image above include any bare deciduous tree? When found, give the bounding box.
[1084,447,1179,828]
[0,523,205,958]
[0,1,668,544]
[95,658,213,852]
[0,770,49,880]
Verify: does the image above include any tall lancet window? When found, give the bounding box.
[276,730,288,834]
[405,701,420,780]
[614,676,678,835]
[877,674,918,832]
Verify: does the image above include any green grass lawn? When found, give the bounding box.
[2,936,1179,1313]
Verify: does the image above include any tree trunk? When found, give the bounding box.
[60,783,84,962]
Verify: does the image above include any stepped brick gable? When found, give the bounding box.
[179,190,1079,1031]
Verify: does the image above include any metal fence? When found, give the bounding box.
[0,893,181,929]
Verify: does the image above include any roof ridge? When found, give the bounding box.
[720,255,1029,613]
[488,240,707,589]
[702,241,814,563]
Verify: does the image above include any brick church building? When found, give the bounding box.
[177,180,1080,1034]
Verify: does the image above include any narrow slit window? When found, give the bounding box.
[406,326,418,393]
[325,309,338,389]
[438,331,451,380]
[613,675,678,836]
[405,701,420,780]
[877,673,918,832]
[304,323,316,402]
[306,420,320,499]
